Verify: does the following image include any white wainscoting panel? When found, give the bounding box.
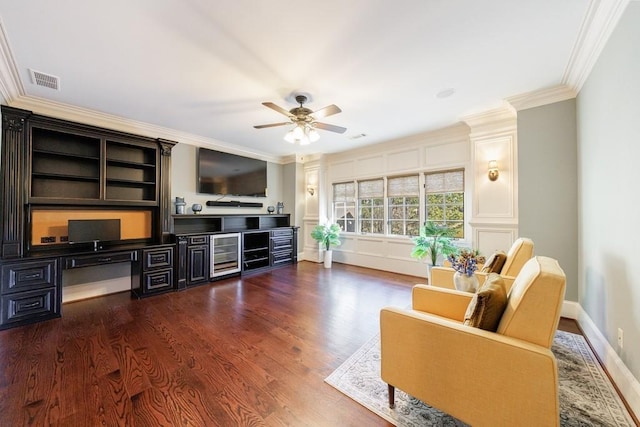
[337,234,357,254]
[386,238,415,261]
[305,167,319,217]
[425,140,469,167]
[355,236,386,257]
[328,159,356,181]
[303,219,321,262]
[473,226,517,256]
[355,155,384,177]
[473,135,516,219]
[387,148,421,173]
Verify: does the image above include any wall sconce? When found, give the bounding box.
[307,185,316,196]
[488,160,499,181]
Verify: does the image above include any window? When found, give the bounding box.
[358,179,384,234]
[425,170,464,238]
[387,175,420,236]
[333,182,356,232]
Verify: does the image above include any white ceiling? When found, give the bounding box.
[0,1,603,159]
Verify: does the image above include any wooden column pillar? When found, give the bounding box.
[157,139,177,244]
[1,107,31,258]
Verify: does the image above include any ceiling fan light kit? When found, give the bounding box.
[284,123,320,145]
[255,94,346,145]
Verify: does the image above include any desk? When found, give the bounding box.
[0,243,174,330]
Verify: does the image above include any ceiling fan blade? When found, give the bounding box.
[254,122,292,129]
[312,104,342,119]
[262,102,294,118]
[314,122,347,134]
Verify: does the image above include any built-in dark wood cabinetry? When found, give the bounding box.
[1,106,298,330]
[173,214,298,281]
[0,258,61,329]
[270,228,296,267]
[131,244,174,298]
[186,235,210,286]
[243,231,271,271]
[0,106,176,329]
[27,118,163,206]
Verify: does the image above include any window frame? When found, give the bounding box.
[387,175,420,237]
[357,178,385,235]
[328,168,465,239]
[424,169,465,238]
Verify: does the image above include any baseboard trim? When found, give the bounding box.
[578,306,640,420]
[561,300,580,319]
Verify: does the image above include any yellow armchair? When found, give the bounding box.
[380,256,566,426]
[430,237,534,292]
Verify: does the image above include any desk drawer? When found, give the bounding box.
[1,287,59,326]
[143,269,173,293]
[65,251,138,269]
[143,247,174,270]
[1,259,57,294]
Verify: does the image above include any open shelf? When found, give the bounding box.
[30,127,102,200]
[107,158,156,169]
[28,126,161,204]
[173,214,290,234]
[242,231,270,271]
[106,141,157,164]
[33,149,100,161]
[105,141,158,203]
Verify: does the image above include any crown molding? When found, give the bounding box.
[506,84,577,111]
[462,103,516,137]
[0,18,25,104]
[562,0,630,92]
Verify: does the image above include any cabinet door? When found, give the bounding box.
[187,245,209,285]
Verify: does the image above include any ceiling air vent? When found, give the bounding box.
[29,69,60,90]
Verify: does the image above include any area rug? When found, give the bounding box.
[325,330,635,426]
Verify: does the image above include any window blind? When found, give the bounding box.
[388,175,419,197]
[425,170,463,193]
[333,182,355,201]
[358,179,384,198]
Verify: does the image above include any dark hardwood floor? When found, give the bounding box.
[0,261,583,426]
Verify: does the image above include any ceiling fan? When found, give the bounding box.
[254,94,346,144]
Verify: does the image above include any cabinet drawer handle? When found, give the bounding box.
[98,257,112,263]
[151,277,165,285]
[151,255,165,262]
[22,301,41,309]
[21,273,42,280]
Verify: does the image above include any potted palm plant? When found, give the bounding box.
[410,221,457,278]
[311,222,342,268]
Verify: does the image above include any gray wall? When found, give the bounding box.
[170,143,285,216]
[517,99,578,301]
[576,2,639,380]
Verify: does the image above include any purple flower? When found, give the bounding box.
[447,249,483,277]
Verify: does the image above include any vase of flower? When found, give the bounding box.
[453,271,479,293]
[447,249,486,293]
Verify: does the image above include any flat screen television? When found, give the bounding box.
[197,148,267,197]
[68,219,121,244]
